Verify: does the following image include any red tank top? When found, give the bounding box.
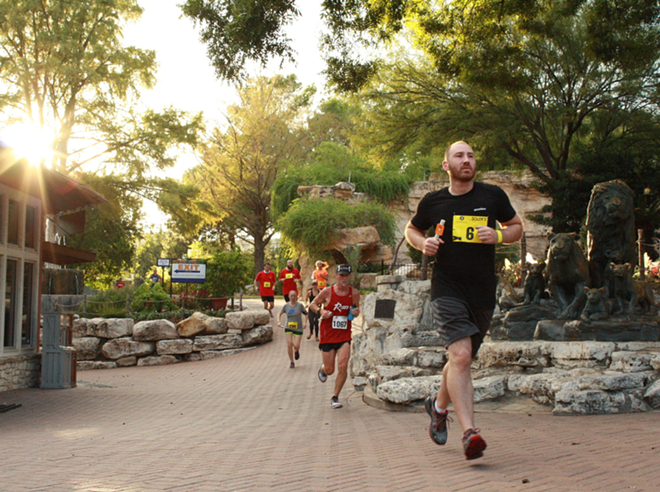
[320,286,354,344]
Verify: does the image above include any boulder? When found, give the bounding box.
[609,351,655,373]
[205,316,228,335]
[156,339,194,355]
[193,334,243,351]
[242,325,273,346]
[332,226,380,251]
[643,380,660,409]
[77,361,117,371]
[116,357,137,367]
[473,376,506,402]
[101,338,155,360]
[553,388,649,415]
[72,337,103,360]
[133,319,178,341]
[376,375,442,404]
[225,311,255,331]
[87,318,134,339]
[137,355,179,367]
[550,342,615,368]
[252,310,270,326]
[177,312,210,337]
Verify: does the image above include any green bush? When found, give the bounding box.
[277,198,396,257]
[79,286,135,317]
[201,251,253,298]
[130,283,178,313]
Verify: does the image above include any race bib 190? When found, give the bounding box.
[288,321,298,330]
[332,316,348,330]
[452,215,488,243]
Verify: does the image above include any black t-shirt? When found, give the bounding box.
[410,182,517,309]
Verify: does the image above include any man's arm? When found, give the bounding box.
[351,288,361,318]
[476,214,524,245]
[405,220,441,256]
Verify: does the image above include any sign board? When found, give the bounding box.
[374,299,396,319]
[171,262,206,283]
[157,258,170,267]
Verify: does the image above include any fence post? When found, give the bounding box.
[638,229,645,281]
[126,294,130,318]
[520,233,527,286]
[83,294,87,314]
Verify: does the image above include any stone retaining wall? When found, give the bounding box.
[353,275,660,415]
[73,310,273,370]
[0,354,40,392]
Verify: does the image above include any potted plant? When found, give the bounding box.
[202,251,253,310]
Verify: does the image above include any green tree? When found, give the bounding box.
[186,74,314,273]
[0,0,204,286]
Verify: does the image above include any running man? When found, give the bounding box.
[305,279,321,340]
[278,259,301,302]
[405,140,522,460]
[277,290,307,369]
[309,264,360,409]
[312,260,329,289]
[254,261,276,317]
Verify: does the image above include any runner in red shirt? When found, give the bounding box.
[278,259,301,302]
[254,261,276,317]
[309,264,360,409]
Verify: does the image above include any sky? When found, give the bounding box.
[122,1,328,230]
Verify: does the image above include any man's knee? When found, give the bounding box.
[447,342,473,370]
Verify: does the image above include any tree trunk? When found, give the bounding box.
[253,235,266,274]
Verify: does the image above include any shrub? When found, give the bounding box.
[130,283,178,313]
[201,251,253,298]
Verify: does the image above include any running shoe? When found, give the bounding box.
[318,366,327,383]
[307,334,312,339]
[290,361,295,369]
[424,396,451,445]
[331,396,342,409]
[295,350,300,360]
[462,428,487,460]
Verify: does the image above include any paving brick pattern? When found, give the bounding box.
[1,300,659,491]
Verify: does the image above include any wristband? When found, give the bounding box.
[496,230,503,243]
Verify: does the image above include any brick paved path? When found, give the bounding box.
[1,300,659,492]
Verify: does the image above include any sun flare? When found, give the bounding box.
[1,122,55,166]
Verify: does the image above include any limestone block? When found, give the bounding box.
[609,351,655,373]
[157,339,194,355]
[227,328,242,334]
[474,376,506,402]
[376,375,443,404]
[349,334,372,378]
[375,365,430,382]
[359,274,378,290]
[416,348,447,369]
[553,388,649,415]
[533,320,566,341]
[397,280,432,298]
[352,376,368,388]
[332,226,380,250]
[409,330,445,347]
[193,334,243,351]
[382,348,417,366]
[242,325,273,346]
[205,317,228,335]
[477,342,551,369]
[252,310,270,326]
[573,372,647,392]
[185,347,254,361]
[363,289,424,331]
[133,319,178,341]
[652,355,660,371]
[615,342,660,351]
[137,355,179,366]
[72,318,89,337]
[72,337,102,361]
[87,318,134,339]
[77,361,117,371]
[101,338,155,360]
[177,312,210,337]
[551,342,615,368]
[643,380,660,409]
[333,181,356,200]
[116,357,137,367]
[225,311,255,331]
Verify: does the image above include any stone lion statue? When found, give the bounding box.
[586,180,636,288]
[580,286,608,322]
[523,261,547,305]
[546,233,590,319]
[608,262,656,315]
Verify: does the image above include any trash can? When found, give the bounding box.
[41,299,77,389]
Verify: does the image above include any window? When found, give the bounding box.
[8,199,19,245]
[4,259,17,348]
[25,205,37,249]
[22,262,35,346]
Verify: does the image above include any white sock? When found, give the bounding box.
[435,401,448,414]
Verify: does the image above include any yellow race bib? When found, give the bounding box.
[452,215,488,243]
[288,321,298,330]
[285,273,293,279]
[263,282,271,288]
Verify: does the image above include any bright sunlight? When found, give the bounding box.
[0,122,54,166]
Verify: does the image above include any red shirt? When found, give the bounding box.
[320,286,354,344]
[279,267,301,296]
[255,270,276,296]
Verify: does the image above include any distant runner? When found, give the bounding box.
[278,259,301,302]
[254,261,276,317]
[309,264,360,409]
[277,290,307,369]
